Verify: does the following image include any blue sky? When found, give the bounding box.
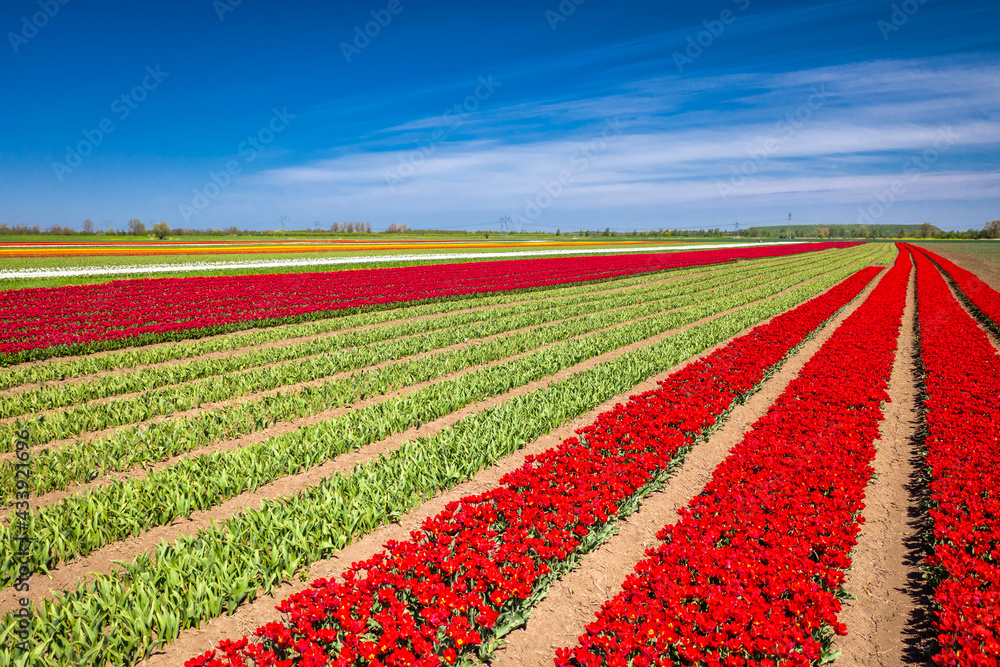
[0,0,997,233]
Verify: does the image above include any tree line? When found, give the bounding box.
[0,220,375,238]
[1,220,997,239]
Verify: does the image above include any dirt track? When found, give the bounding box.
[834,263,931,666]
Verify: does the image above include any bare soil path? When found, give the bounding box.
[834,264,931,667]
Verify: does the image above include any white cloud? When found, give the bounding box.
[187,55,1000,230]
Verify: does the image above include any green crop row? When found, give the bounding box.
[0,249,857,503]
[0,249,852,388]
[0,246,875,589]
[0,275,767,499]
[0,252,828,420]
[0,263,715,380]
[0,268,686,394]
[0,285,699,446]
[0,252,836,450]
[0,251,875,667]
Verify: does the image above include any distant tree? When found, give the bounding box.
[82,219,95,234]
[555,229,560,236]
[386,223,409,233]
[919,222,933,238]
[128,219,146,235]
[152,222,171,239]
[346,222,355,233]
[985,220,1000,239]
[603,227,611,237]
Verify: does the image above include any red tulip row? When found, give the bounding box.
[555,247,910,667]
[185,264,882,667]
[0,243,857,361]
[908,245,1000,666]
[916,245,1000,330]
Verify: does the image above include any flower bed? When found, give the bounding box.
[186,263,883,667]
[0,243,858,362]
[909,246,1000,666]
[912,245,1000,332]
[555,248,910,667]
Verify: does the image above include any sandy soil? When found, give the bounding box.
[834,264,933,666]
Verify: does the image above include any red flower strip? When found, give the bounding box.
[0,243,857,359]
[906,244,1000,666]
[912,245,1000,331]
[555,248,910,667]
[185,263,880,667]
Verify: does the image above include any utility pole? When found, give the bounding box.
[280,215,288,232]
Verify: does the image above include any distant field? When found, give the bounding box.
[0,236,763,290]
[911,240,1000,264]
[0,236,687,260]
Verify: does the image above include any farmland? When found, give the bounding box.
[0,238,732,291]
[1,241,999,667]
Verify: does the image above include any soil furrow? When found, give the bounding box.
[939,269,1000,354]
[918,246,1000,292]
[834,263,928,667]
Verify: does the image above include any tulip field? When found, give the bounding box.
[1,240,998,667]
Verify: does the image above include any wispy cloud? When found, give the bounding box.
[237,56,998,230]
